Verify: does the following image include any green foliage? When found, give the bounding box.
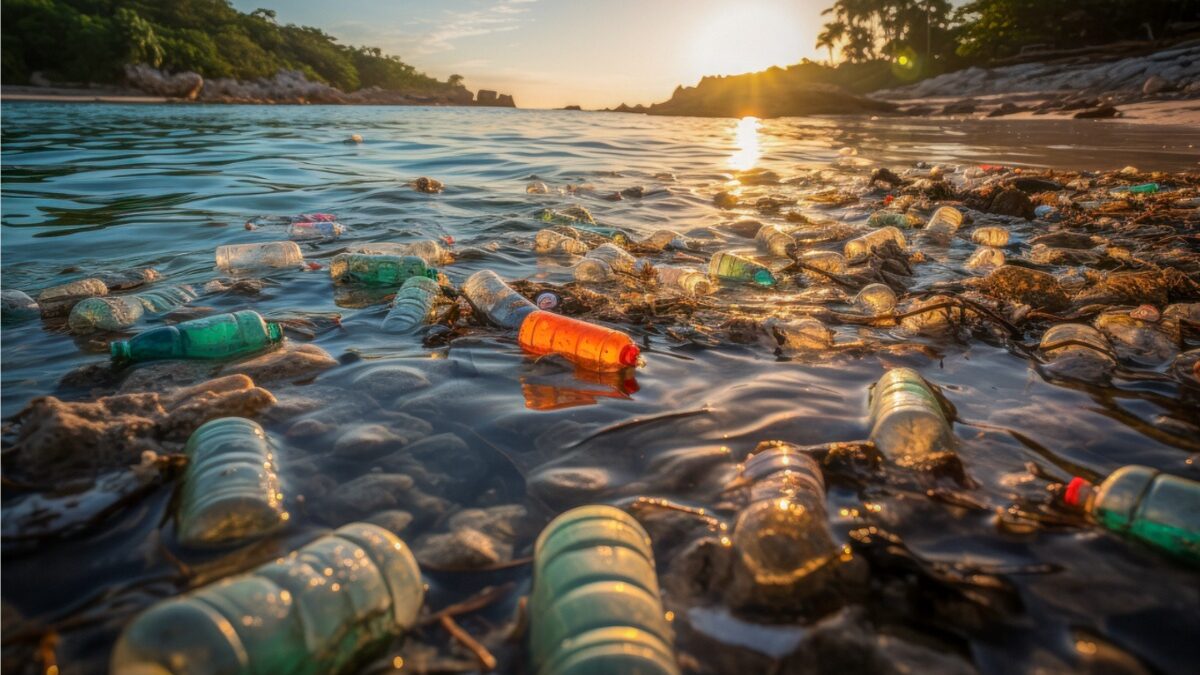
[1,0,454,93]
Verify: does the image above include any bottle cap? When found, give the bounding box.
[536,292,560,310]
[1063,476,1091,508]
[619,344,641,368]
[753,269,776,286]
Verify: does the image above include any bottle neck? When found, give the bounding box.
[266,322,284,343]
[110,340,132,364]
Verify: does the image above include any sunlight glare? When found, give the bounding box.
[730,116,761,171]
[689,4,799,81]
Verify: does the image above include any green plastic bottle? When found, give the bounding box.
[530,505,679,675]
[1064,466,1200,563]
[110,310,283,365]
[708,251,776,287]
[111,523,424,675]
[329,253,437,286]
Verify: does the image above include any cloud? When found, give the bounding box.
[413,0,538,55]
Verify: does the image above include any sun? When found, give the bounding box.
[688,4,799,81]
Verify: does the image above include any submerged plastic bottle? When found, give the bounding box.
[382,276,442,333]
[853,283,897,315]
[868,368,955,462]
[178,418,286,548]
[461,270,537,330]
[535,229,589,255]
[215,242,305,272]
[755,224,796,258]
[1063,466,1199,563]
[329,253,437,286]
[656,266,714,295]
[709,251,776,287]
[641,229,691,251]
[287,220,345,240]
[799,250,847,283]
[867,211,919,229]
[1,290,40,324]
[68,296,145,333]
[530,505,679,675]
[541,207,596,226]
[965,246,1005,270]
[971,226,1009,247]
[111,310,284,365]
[519,311,642,372]
[111,523,424,675]
[574,243,646,282]
[574,224,630,246]
[844,226,906,259]
[135,285,199,314]
[921,206,963,244]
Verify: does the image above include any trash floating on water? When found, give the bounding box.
[535,228,589,255]
[709,251,776,287]
[352,239,453,266]
[755,223,796,258]
[215,241,305,272]
[68,296,145,333]
[287,220,345,240]
[382,276,443,333]
[853,283,897,315]
[36,278,108,317]
[527,181,550,194]
[412,176,444,193]
[965,246,1005,271]
[1063,466,1199,563]
[920,206,963,244]
[844,226,906,259]
[798,250,847,283]
[329,253,437,286]
[657,265,714,295]
[868,368,955,464]
[575,243,647,282]
[462,269,537,329]
[1,289,40,324]
[867,211,919,229]
[111,310,284,366]
[519,310,642,372]
[970,226,1009,247]
[1039,323,1116,380]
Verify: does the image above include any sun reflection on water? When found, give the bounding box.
[729,116,761,171]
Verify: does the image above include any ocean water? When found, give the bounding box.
[2,103,1199,673]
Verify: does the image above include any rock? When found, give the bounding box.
[286,417,333,438]
[333,424,406,459]
[528,466,612,508]
[988,187,1035,219]
[411,176,444,193]
[986,101,1024,117]
[386,432,478,489]
[641,75,896,118]
[940,99,977,115]
[1010,177,1062,193]
[366,510,414,535]
[1142,74,1171,95]
[713,191,739,209]
[1095,311,1179,364]
[415,528,502,569]
[118,361,217,394]
[1028,244,1099,266]
[1074,106,1120,119]
[124,64,203,100]
[36,278,108,317]
[157,375,276,439]
[350,364,432,405]
[979,265,1069,310]
[496,94,516,107]
[1073,270,1171,306]
[324,473,419,522]
[475,89,498,105]
[562,105,582,111]
[221,343,336,383]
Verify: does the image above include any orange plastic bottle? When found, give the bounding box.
[517,310,642,372]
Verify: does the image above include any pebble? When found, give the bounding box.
[350,364,432,405]
[528,466,613,508]
[221,343,337,383]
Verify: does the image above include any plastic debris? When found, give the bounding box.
[867,211,919,228]
[536,228,589,255]
[868,368,955,463]
[461,270,537,330]
[68,296,145,333]
[844,226,906,259]
[381,276,442,333]
[1,290,40,324]
[709,251,776,287]
[657,265,714,295]
[110,310,284,366]
[755,224,796,257]
[135,285,199,313]
[287,220,345,240]
[970,226,1010,247]
[1063,466,1199,563]
[215,242,304,272]
[965,246,1005,270]
[921,206,963,244]
[329,253,437,286]
[519,310,642,372]
[853,283,897,315]
[575,243,646,282]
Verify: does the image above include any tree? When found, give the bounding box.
[447,73,464,87]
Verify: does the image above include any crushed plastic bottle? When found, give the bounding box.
[111,310,284,366]
[177,418,286,548]
[641,229,692,251]
[519,310,642,372]
[535,228,589,255]
[867,211,919,228]
[215,242,305,272]
[798,250,847,283]
[287,220,345,240]
[868,368,955,462]
[1,290,40,324]
[530,505,679,675]
[971,226,1009,247]
[461,270,537,329]
[709,251,776,287]
[111,522,423,675]
[844,226,906,259]
[921,206,963,244]
[574,243,646,282]
[329,253,437,286]
[656,265,714,295]
[1063,466,1199,563]
[135,285,198,313]
[755,224,796,257]
[853,283,897,315]
[382,276,442,333]
[68,296,145,333]
[965,246,1005,271]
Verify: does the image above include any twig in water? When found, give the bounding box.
[439,615,497,672]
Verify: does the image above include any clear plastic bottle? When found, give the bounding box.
[177,418,286,548]
[518,311,642,372]
[381,276,442,333]
[1039,323,1116,365]
[868,368,955,462]
[574,243,643,282]
[329,253,437,286]
[530,506,678,675]
[110,310,284,365]
[799,250,847,283]
[1,290,40,324]
[98,268,160,291]
[1063,466,1199,563]
[755,224,796,258]
[867,211,919,229]
[732,445,838,591]
[640,229,691,251]
[68,296,145,333]
[656,266,714,295]
[135,285,198,313]
[110,523,424,675]
[287,220,345,240]
[541,206,596,226]
[971,226,1009,247]
[352,240,451,266]
[37,278,108,307]
[844,226,906,259]
[853,283,897,315]
[461,269,537,329]
[921,206,963,244]
[215,242,305,272]
[535,229,589,255]
[965,246,1005,270]
[708,251,776,287]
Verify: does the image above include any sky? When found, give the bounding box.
[230,0,836,109]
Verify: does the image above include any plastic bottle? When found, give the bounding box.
[541,207,596,226]
[99,268,160,291]
[868,368,955,462]
[574,243,645,282]
[329,253,437,286]
[353,240,451,266]
[853,283,896,315]
[2,290,41,324]
[574,224,631,246]
[519,311,642,372]
[1063,466,1199,563]
[110,523,423,675]
[535,229,589,255]
[68,296,145,333]
[135,285,199,313]
[530,506,679,675]
[110,310,284,365]
[867,211,919,229]
[656,266,714,295]
[732,445,838,590]
[177,418,286,548]
[844,226,906,259]
[1039,324,1116,365]
[641,229,691,251]
[1112,183,1159,195]
[381,276,442,333]
[708,251,776,287]
[37,278,108,306]
[755,224,796,258]
[461,270,537,330]
[971,227,1009,247]
[921,206,963,244]
[965,246,1005,270]
[287,220,345,240]
[215,242,304,272]
[798,250,847,282]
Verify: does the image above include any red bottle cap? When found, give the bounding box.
[1063,476,1090,508]
[619,344,641,368]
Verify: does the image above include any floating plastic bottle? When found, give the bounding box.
[382,276,442,333]
[656,266,714,295]
[37,278,108,307]
[965,246,1005,271]
[921,206,963,244]
[461,270,537,329]
[867,211,919,228]
[868,368,955,462]
[1,290,40,324]
[755,224,796,258]
[971,227,1009,247]
[535,229,589,255]
[574,243,646,282]
[641,229,691,251]
[541,206,596,226]
[519,310,642,372]
[68,296,145,333]
[530,505,679,675]
[1112,183,1159,195]
[215,242,304,272]
[135,285,198,313]
[353,240,451,266]
[1040,323,1117,370]
[110,522,424,675]
[111,310,284,365]
[798,250,847,283]
[709,251,775,287]
[177,418,286,548]
[844,226,906,259]
[1063,466,1199,563]
[853,283,897,315]
[575,224,631,246]
[329,253,437,286]
[98,268,160,291]
[287,220,345,240]
[732,445,838,593]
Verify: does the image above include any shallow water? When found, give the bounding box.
[2,103,1199,674]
